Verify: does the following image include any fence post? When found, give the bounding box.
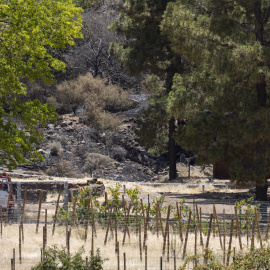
[160,256,162,270]
[17,183,21,224]
[202,184,205,193]
[64,181,68,212]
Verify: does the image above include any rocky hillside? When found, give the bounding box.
[11,4,176,181]
[23,96,170,182]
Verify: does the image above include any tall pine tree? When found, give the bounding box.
[161,0,270,200]
[110,0,183,180]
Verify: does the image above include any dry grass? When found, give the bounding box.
[0,220,265,270]
[5,165,258,269]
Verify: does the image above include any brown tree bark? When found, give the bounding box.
[169,117,177,180]
[254,0,268,200]
[256,179,268,201]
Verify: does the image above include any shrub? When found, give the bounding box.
[48,141,62,156]
[56,78,87,113]
[84,105,120,131]
[180,247,270,270]
[111,146,127,161]
[55,73,135,130]
[31,246,106,270]
[84,127,99,142]
[47,160,81,178]
[82,153,115,174]
[230,247,270,269]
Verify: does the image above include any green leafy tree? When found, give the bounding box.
[0,0,83,169]
[161,0,270,200]
[110,0,184,180]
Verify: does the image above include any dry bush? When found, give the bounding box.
[55,73,135,130]
[48,141,62,156]
[72,73,134,112]
[54,134,68,148]
[82,153,115,174]
[56,78,87,113]
[84,127,100,142]
[47,160,82,178]
[84,106,120,131]
[110,146,127,161]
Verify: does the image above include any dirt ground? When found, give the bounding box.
[9,163,266,221]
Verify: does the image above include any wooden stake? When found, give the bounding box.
[13,248,15,270]
[143,203,150,248]
[195,226,198,254]
[246,210,249,245]
[194,226,197,268]
[91,221,94,255]
[251,219,255,250]
[167,221,170,262]
[20,189,27,243]
[203,214,213,264]
[67,229,71,256]
[124,252,126,270]
[84,193,91,241]
[174,249,176,270]
[122,203,131,245]
[226,218,234,267]
[163,205,171,255]
[0,205,2,236]
[21,221,24,244]
[141,199,146,227]
[255,208,262,248]
[117,242,120,270]
[105,192,108,207]
[182,210,192,260]
[223,209,226,266]
[176,203,183,242]
[145,245,147,270]
[43,226,46,251]
[19,225,22,264]
[135,208,138,236]
[5,187,12,225]
[36,190,43,233]
[71,196,77,226]
[213,202,223,248]
[158,202,164,237]
[156,202,159,237]
[234,206,242,250]
[90,193,96,236]
[139,221,142,261]
[66,211,69,254]
[52,193,60,236]
[265,211,270,239]
[45,209,47,229]
[104,204,112,245]
[115,216,118,254]
[195,204,203,247]
[21,189,27,224]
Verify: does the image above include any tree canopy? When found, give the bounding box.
[161,0,270,200]
[0,0,83,169]
[110,0,184,179]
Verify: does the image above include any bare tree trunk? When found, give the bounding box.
[254,1,268,201]
[169,117,177,180]
[256,179,268,201]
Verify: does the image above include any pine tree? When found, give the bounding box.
[110,0,183,180]
[161,0,270,200]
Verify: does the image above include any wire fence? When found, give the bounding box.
[1,183,270,270]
